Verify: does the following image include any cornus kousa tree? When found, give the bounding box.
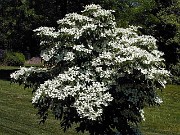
[11,4,170,135]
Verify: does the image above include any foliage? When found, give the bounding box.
[10,5,170,135]
[169,62,180,84]
[3,51,25,66]
[140,0,180,65]
[156,0,180,64]
[0,49,5,64]
[94,0,156,27]
[0,0,42,55]
[128,0,180,84]
[31,0,93,25]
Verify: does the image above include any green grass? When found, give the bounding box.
[140,85,180,135]
[0,80,179,135]
[0,80,85,135]
[0,66,20,70]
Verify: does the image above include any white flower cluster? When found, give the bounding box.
[10,67,47,82]
[73,44,92,54]
[32,66,113,120]
[83,4,102,11]
[57,13,93,25]
[139,109,145,121]
[11,4,170,121]
[154,96,163,104]
[74,81,113,120]
[33,26,60,38]
[83,4,115,19]
[64,51,75,61]
[10,67,35,80]
[40,47,57,61]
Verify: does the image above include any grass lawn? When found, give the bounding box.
[0,66,20,70]
[0,80,85,135]
[0,80,179,135]
[140,85,180,135]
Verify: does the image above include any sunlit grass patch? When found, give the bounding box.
[140,85,180,135]
[0,80,85,135]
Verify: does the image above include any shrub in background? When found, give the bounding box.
[3,51,25,66]
[10,4,170,135]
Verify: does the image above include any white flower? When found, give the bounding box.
[64,52,75,61]
[33,26,60,38]
[40,48,56,61]
[99,51,113,60]
[83,4,102,12]
[74,81,113,120]
[154,97,163,104]
[73,44,92,53]
[10,67,47,82]
[139,109,145,121]
[57,13,93,24]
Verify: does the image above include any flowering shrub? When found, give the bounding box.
[10,4,170,135]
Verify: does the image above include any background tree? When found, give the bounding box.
[93,0,155,27]
[137,0,180,65]
[0,0,94,57]
[135,0,180,84]
[0,0,43,56]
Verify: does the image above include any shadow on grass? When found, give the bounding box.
[0,69,18,81]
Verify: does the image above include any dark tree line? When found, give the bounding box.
[141,0,180,66]
[0,0,93,56]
